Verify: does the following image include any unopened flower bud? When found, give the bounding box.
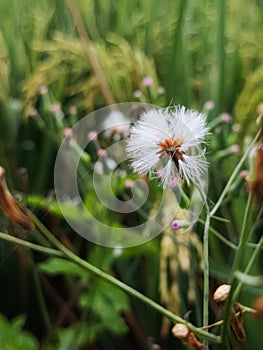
[172,324,189,339]
[171,324,205,349]
[213,284,231,302]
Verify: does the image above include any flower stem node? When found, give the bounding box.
[213,284,231,303]
[171,324,205,349]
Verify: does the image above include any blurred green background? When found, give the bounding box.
[0,0,263,349]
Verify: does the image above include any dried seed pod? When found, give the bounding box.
[251,117,263,199]
[0,167,35,231]
[230,303,246,342]
[251,147,263,199]
[171,324,205,349]
[213,284,231,303]
[172,323,189,338]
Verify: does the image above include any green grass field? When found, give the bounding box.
[0,1,263,349]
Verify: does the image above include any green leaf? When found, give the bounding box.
[235,271,263,286]
[79,280,130,335]
[0,314,38,350]
[38,258,87,278]
[56,323,103,350]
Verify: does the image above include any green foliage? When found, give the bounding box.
[0,0,263,349]
[0,314,38,350]
[39,257,88,278]
[79,280,130,334]
[234,65,263,134]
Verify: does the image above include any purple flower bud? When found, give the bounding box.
[171,220,181,230]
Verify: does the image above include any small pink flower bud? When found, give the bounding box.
[203,101,215,110]
[171,220,181,230]
[142,76,153,87]
[64,128,73,138]
[87,131,98,141]
[230,144,240,154]
[124,179,134,188]
[97,149,106,157]
[220,113,232,122]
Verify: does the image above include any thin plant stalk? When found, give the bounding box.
[0,232,63,257]
[65,0,115,107]
[221,191,253,347]
[234,234,263,299]
[210,130,260,216]
[215,0,226,112]
[30,212,221,344]
[202,212,211,348]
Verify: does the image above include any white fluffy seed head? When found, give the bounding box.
[126,105,208,188]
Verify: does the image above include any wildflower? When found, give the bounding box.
[171,220,181,230]
[220,113,232,122]
[126,106,208,188]
[87,131,98,141]
[229,144,240,154]
[203,100,215,110]
[97,149,107,157]
[64,128,73,138]
[124,179,134,188]
[142,76,153,86]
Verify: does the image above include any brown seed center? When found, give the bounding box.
[157,138,184,161]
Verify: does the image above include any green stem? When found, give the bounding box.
[229,192,253,280]
[30,262,52,332]
[30,212,220,344]
[215,0,226,112]
[0,232,63,257]
[234,234,263,299]
[210,131,260,217]
[221,191,253,347]
[203,213,211,348]
[199,219,237,250]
